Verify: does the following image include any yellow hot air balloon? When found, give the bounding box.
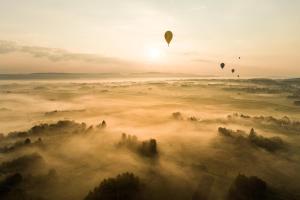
[164,31,173,46]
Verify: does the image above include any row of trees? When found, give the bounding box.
[218,127,285,152]
[84,172,292,200]
[5,119,107,139]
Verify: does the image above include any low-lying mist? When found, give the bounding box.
[0,78,300,200]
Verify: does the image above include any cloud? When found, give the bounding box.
[0,41,17,54]
[0,40,125,64]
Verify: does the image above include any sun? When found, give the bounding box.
[147,48,161,61]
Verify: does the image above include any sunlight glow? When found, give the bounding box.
[147,48,161,61]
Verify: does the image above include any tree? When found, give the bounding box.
[84,172,144,200]
[227,174,267,200]
[24,138,31,144]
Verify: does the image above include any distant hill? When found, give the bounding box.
[0,72,214,80]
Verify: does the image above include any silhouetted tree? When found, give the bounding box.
[227,174,267,200]
[0,173,23,196]
[84,172,144,200]
[0,173,46,200]
[248,128,284,152]
[249,128,255,136]
[97,120,107,129]
[0,153,45,174]
[24,138,31,145]
[118,133,138,148]
[7,120,87,138]
[172,112,183,120]
[118,133,158,158]
[140,139,157,157]
[101,120,107,128]
[189,116,198,121]
[86,125,94,133]
[218,127,285,152]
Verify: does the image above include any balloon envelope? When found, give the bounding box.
[231,69,235,73]
[164,31,173,46]
[220,63,225,69]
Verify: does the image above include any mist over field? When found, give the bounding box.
[0,76,300,200]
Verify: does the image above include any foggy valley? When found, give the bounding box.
[0,77,300,200]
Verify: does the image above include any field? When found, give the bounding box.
[1,77,300,200]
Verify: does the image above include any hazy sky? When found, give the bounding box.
[0,0,299,76]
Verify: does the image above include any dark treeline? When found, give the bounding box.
[226,113,300,134]
[218,127,285,152]
[84,172,297,200]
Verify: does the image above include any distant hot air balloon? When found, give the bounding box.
[220,63,225,69]
[164,31,173,46]
[238,57,241,59]
[231,69,235,73]
[237,75,240,78]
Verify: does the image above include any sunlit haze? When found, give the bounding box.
[1,2,300,200]
[0,0,299,76]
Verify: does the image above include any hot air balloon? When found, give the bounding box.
[238,57,241,59]
[220,63,225,69]
[164,31,173,46]
[231,69,235,73]
[237,75,240,78]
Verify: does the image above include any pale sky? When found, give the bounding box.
[0,0,299,76]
